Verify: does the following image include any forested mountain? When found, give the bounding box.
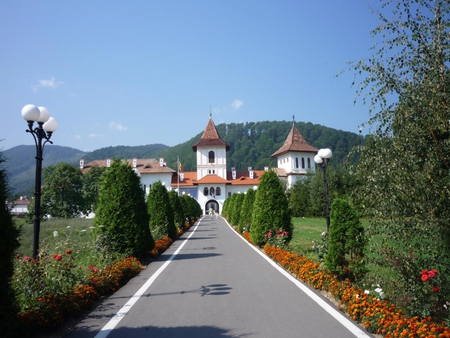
[158,120,365,173]
[3,120,365,197]
[3,145,85,196]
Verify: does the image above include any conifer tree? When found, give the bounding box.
[168,190,184,229]
[147,181,176,240]
[94,160,153,257]
[238,188,256,233]
[250,170,292,246]
[325,198,366,281]
[0,151,20,337]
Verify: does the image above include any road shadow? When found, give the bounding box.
[65,324,253,338]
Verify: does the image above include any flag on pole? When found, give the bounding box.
[179,161,183,172]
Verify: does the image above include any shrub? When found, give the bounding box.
[325,198,367,282]
[147,181,176,240]
[94,160,154,257]
[0,152,20,337]
[238,188,256,233]
[250,170,292,246]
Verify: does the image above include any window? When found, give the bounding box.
[208,151,215,164]
[203,187,208,195]
[210,187,215,196]
[295,157,299,168]
[228,192,232,197]
[216,187,221,196]
[307,158,311,169]
[302,158,305,169]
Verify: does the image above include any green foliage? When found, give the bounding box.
[349,0,450,320]
[94,160,153,257]
[230,193,245,226]
[0,151,20,337]
[41,162,87,218]
[168,190,185,228]
[325,199,367,282]
[3,145,85,197]
[238,188,256,233]
[288,175,313,217]
[250,170,292,246]
[147,181,176,240]
[82,166,106,213]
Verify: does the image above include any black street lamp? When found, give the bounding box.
[21,104,58,260]
[314,148,332,233]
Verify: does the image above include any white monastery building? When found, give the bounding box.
[80,116,318,215]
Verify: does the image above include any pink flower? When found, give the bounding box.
[22,256,31,263]
[93,267,98,274]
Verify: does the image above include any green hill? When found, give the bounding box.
[3,120,365,197]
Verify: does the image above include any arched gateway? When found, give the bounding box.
[205,200,219,215]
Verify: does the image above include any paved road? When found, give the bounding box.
[65,216,373,338]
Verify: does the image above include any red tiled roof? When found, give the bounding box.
[196,174,230,184]
[227,170,266,185]
[170,171,198,187]
[271,124,318,157]
[81,159,175,174]
[192,117,230,152]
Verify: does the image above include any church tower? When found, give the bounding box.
[271,119,318,188]
[192,114,230,180]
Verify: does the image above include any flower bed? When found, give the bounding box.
[17,256,143,333]
[263,244,450,337]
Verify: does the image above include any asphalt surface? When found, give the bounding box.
[64,216,374,338]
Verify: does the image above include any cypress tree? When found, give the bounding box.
[251,170,292,246]
[94,160,153,257]
[0,151,20,337]
[168,190,184,229]
[238,188,256,233]
[147,181,176,240]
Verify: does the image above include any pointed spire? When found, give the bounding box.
[271,122,318,157]
[192,113,230,152]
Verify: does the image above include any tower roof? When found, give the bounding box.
[192,116,230,152]
[271,123,318,157]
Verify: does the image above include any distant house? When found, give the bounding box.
[8,196,31,215]
[80,115,318,215]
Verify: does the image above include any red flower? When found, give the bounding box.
[433,286,440,292]
[15,254,20,259]
[89,265,94,271]
[93,267,98,274]
[421,274,429,282]
[427,270,437,278]
[65,249,72,254]
[53,254,62,261]
[22,256,31,263]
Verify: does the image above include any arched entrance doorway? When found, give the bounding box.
[205,200,219,215]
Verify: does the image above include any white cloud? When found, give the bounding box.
[88,133,102,138]
[109,121,128,131]
[231,99,243,110]
[32,77,64,91]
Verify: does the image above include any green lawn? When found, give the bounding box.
[15,217,96,263]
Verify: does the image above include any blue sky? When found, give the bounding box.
[1,1,382,152]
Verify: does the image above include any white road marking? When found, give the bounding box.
[224,219,371,338]
[94,219,202,338]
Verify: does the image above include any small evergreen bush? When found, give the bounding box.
[94,160,154,257]
[250,170,292,246]
[147,181,176,240]
[325,198,367,282]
